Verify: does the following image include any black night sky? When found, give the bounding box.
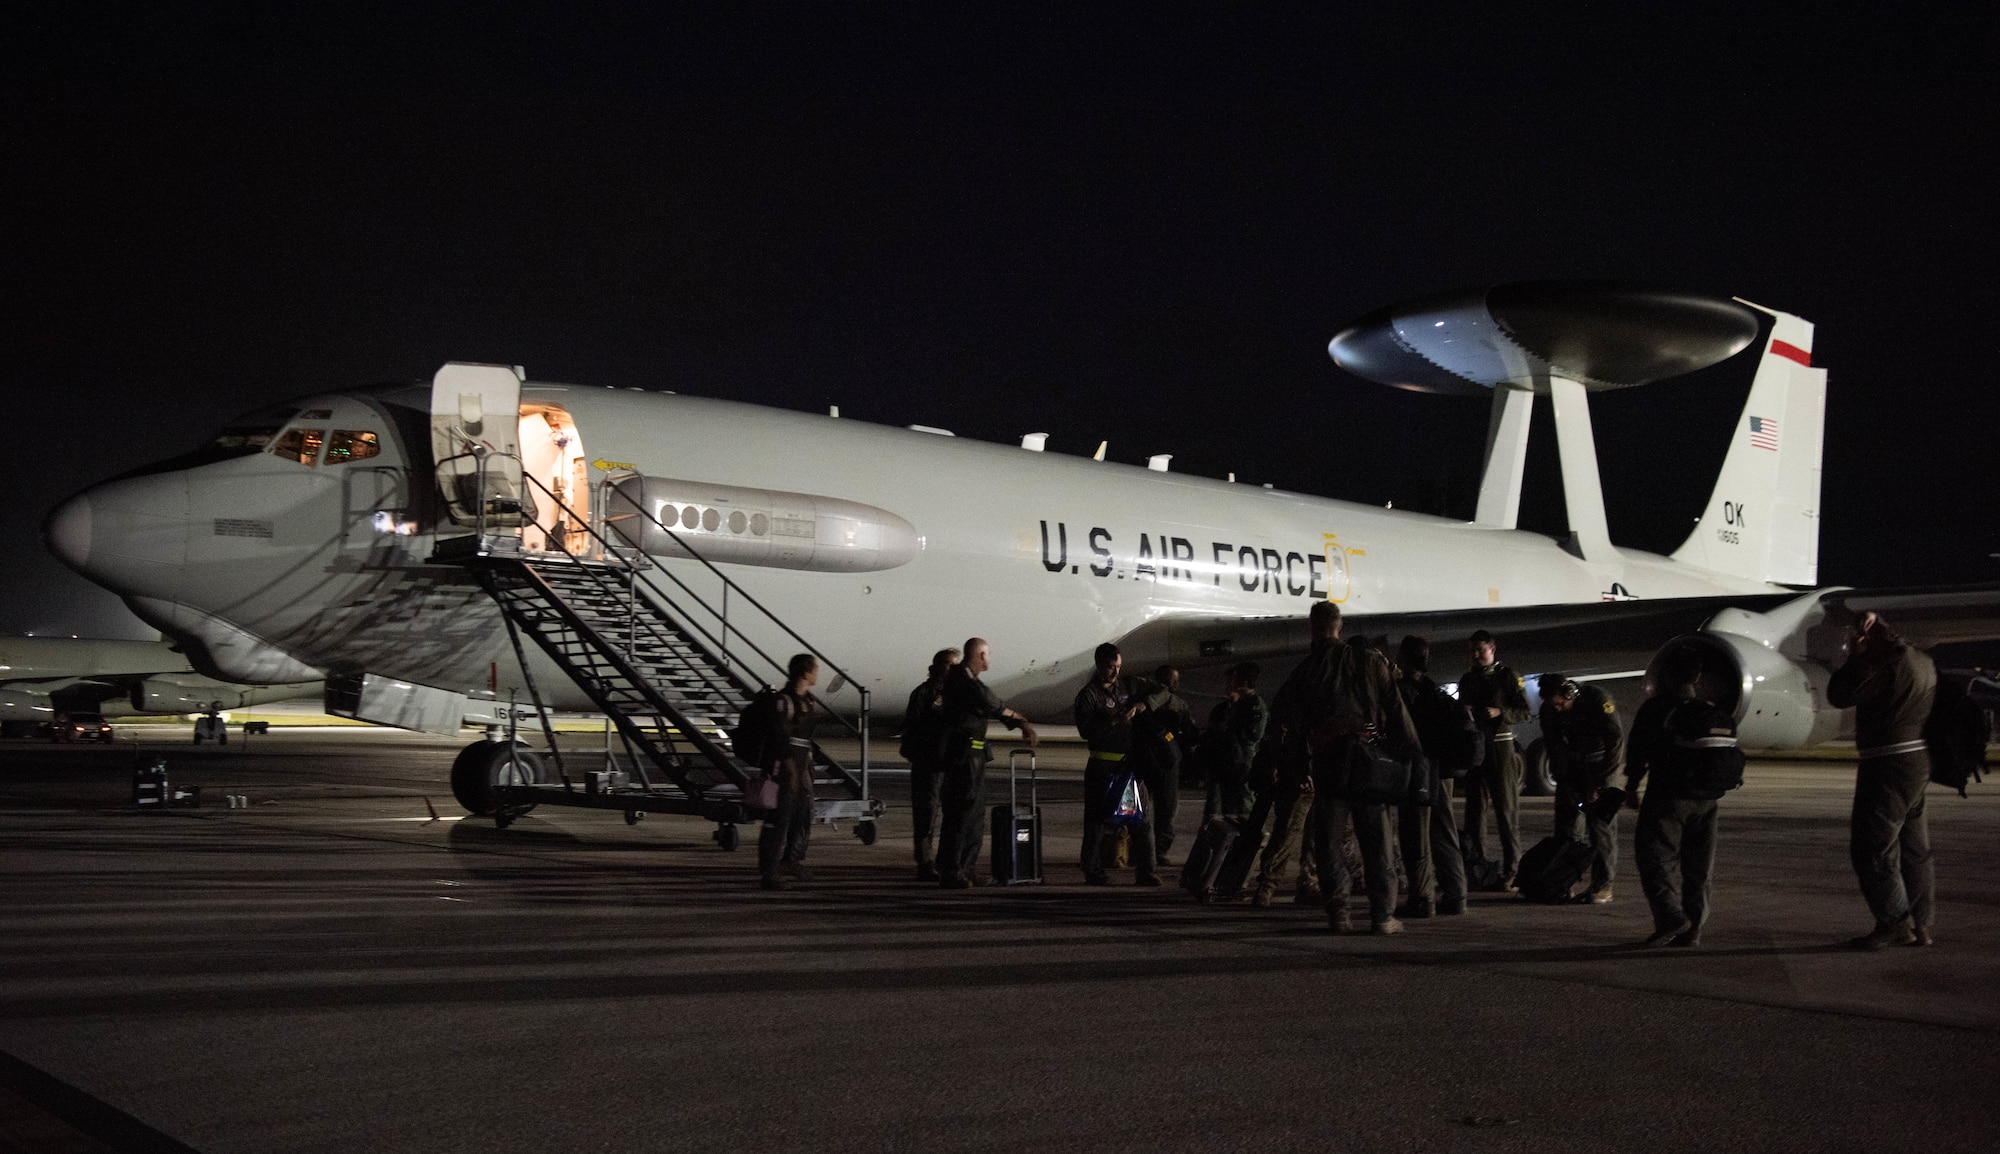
[5,4,1994,638]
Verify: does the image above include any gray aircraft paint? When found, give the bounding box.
[52,379,1783,722]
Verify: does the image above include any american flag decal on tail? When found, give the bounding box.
[1749,415,1779,451]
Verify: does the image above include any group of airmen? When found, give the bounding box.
[763,603,1944,949]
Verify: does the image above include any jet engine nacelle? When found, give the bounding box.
[0,688,56,722]
[1647,591,1853,750]
[131,678,232,714]
[1650,631,1844,749]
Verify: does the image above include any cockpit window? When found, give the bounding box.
[110,405,300,479]
[272,428,326,466]
[323,430,380,464]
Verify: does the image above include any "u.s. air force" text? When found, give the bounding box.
[1039,520,1328,598]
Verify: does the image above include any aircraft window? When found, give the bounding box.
[751,513,768,537]
[111,406,300,478]
[323,430,380,464]
[702,508,720,532]
[272,428,326,466]
[728,510,746,534]
[680,506,699,531]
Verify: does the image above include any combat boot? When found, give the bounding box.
[1250,882,1276,908]
[1642,919,1692,948]
[1393,897,1434,919]
[1849,922,1915,950]
[1372,916,1405,935]
[1326,905,1355,934]
[1438,897,1467,916]
[1908,926,1936,947]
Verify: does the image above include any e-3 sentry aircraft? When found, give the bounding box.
[0,635,320,736]
[43,282,1997,830]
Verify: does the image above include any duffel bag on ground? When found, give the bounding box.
[1514,835,1596,904]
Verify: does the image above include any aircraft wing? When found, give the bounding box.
[1125,583,2000,685]
[1122,592,1797,682]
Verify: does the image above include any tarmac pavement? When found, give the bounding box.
[2,730,1996,1152]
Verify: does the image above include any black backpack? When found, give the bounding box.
[1666,699,1745,799]
[1406,680,1482,779]
[1925,671,1992,798]
[730,688,785,767]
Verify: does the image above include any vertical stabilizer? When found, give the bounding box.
[1671,307,1825,585]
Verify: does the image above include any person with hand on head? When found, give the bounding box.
[1829,611,1939,949]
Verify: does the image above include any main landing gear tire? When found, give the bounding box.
[450,740,546,816]
[855,820,878,846]
[714,823,740,852]
[1520,739,1556,797]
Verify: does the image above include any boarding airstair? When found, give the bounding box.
[434,454,882,848]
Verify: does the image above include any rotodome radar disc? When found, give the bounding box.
[1327,281,1761,395]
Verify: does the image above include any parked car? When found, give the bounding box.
[51,712,114,743]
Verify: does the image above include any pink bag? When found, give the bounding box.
[743,772,780,810]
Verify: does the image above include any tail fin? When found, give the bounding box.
[1670,303,1825,586]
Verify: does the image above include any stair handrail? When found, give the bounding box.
[485,459,872,765]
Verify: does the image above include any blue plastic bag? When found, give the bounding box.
[1107,771,1147,827]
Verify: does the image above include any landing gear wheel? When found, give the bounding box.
[855,820,878,846]
[624,810,644,826]
[449,740,545,816]
[1521,739,1556,797]
[714,823,740,852]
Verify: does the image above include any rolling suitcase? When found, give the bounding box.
[1210,823,1263,899]
[990,749,1044,885]
[1179,816,1241,893]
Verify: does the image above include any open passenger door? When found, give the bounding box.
[430,363,535,527]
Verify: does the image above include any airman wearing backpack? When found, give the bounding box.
[1391,635,1473,918]
[1624,650,1743,947]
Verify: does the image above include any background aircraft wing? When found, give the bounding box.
[1820,583,2000,651]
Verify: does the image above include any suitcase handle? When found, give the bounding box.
[1008,748,1038,816]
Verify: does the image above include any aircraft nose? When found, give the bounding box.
[43,493,92,571]
[42,472,192,598]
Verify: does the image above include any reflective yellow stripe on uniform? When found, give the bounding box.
[970,739,985,751]
[1087,750,1125,761]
